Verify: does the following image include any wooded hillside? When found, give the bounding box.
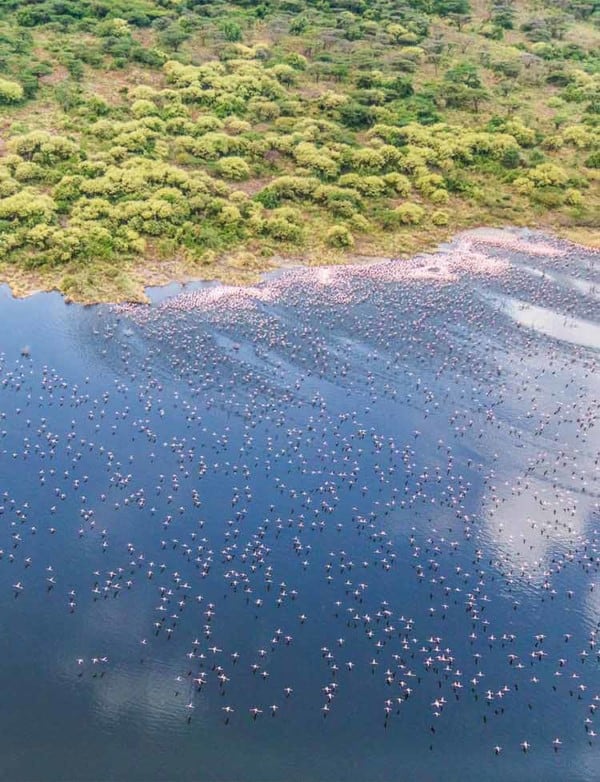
[0,0,597,300]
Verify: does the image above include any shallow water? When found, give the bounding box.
[0,228,598,782]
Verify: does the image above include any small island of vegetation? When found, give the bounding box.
[0,0,598,301]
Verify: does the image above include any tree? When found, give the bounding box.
[270,64,297,85]
[424,36,445,75]
[448,12,472,31]
[442,63,488,112]
[159,24,190,51]
[491,0,515,30]
[221,20,243,42]
[339,102,374,129]
[432,0,470,15]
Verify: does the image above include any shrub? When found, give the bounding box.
[131,99,158,118]
[224,117,252,134]
[13,162,44,182]
[394,202,425,225]
[357,175,388,197]
[315,184,361,208]
[564,188,583,206]
[431,209,449,225]
[338,173,385,196]
[415,173,445,196]
[430,188,449,204]
[218,205,242,224]
[216,156,251,180]
[326,225,354,248]
[318,92,348,110]
[504,120,537,147]
[561,126,596,149]
[221,21,243,43]
[530,188,564,208]
[8,132,79,165]
[0,77,24,104]
[350,213,371,232]
[262,216,303,242]
[383,172,411,196]
[526,163,570,188]
[284,53,308,71]
[501,148,522,169]
[268,176,320,201]
[339,102,374,129]
[351,148,386,172]
[0,190,56,224]
[294,143,339,178]
[271,64,297,85]
[585,151,600,169]
[248,99,280,121]
[0,177,19,197]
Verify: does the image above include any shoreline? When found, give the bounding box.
[1,223,598,307]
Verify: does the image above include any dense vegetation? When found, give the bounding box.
[0,0,598,300]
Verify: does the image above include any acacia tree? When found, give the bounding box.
[442,62,488,112]
[424,36,445,75]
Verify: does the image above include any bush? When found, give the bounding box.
[339,102,374,129]
[262,216,303,243]
[351,148,386,172]
[430,188,449,204]
[564,188,583,206]
[585,151,600,169]
[268,175,320,201]
[224,117,252,134]
[13,162,44,182]
[318,91,348,111]
[530,188,564,208]
[431,209,449,225]
[131,99,158,118]
[255,188,281,209]
[0,190,56,224]
[350,213,371,232]
[326,225,354,248]
[221,21,243,42]
[526,163,570,188]
[216,156,251,180]
[561,126,596,149]
[383,172,411,196]
[8,132,79,165]
[294,143,339,178]
[217,205,242,224]
[394,202,425,225]
[501,148,521,169]
[248,99,280,121]
[0,77,24,104]
[271,64,297,85]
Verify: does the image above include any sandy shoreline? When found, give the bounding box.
[0,224,598,307]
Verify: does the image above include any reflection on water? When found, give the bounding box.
[0,228,598,782]
[486,291,600,350]
[517,264,600,302]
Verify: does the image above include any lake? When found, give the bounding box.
[0,227,598,782]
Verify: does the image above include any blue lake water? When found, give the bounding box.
[0,228,598,781]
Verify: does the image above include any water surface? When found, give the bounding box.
[0,228,598,781]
